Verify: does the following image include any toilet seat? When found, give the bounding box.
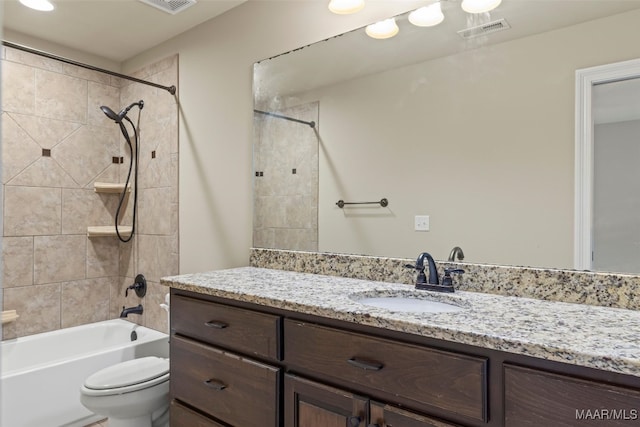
[82,357,170,397]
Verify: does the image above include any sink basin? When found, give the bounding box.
[353,295,464,313]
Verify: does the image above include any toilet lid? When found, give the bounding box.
[84,356,169,390]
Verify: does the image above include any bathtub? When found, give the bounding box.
[0,319,169,427]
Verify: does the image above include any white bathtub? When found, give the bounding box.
[0,319,169,427]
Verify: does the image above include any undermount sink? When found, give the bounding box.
[350,290,465,313]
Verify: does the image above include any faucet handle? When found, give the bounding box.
[405,263,427,284]
[442,268,464,287]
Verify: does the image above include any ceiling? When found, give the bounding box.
[255,0,640,100]
[2,0,246,62]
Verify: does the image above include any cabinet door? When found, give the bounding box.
[505,364,640,426]
[170,401,227,427]
[369,401,461,427]
[285,374,368,427]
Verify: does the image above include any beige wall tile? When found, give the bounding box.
[4,186,61,236]
[2,237,34,288]
[35,69,87,122]
[62,188,118,234]
[137,235,178,283]
[138,187,176,235]
[88,81,122,128]
[34,235,86,284]
[61,278,111,328]
[143,281,170,334]
[1,60,35,114]
[5,47,63,72]
[62,63,111,85]
[3,283,61,337]
[9,112,82,149]
[119,237,137,278]
[1,113,42,184]
[8,157,78,188]
[53,124,119,187]
[87,238,119,278]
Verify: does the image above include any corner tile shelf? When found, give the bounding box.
[88,182,131,237]
[87,225,132,238]
[94,182,131,193]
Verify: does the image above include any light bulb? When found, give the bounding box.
[328,0,365,15]
[461,0,502,14]
[409,2,445,27]
[19,0,54,11]
[365,18,399,39]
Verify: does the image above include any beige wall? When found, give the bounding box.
[123,0,425,274]
[1,48,177,338]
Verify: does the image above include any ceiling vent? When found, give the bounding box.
[138,0,197,15]
[457,18,511,39]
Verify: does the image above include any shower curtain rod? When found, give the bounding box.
[1,40,176,95]
[254,109,316,128]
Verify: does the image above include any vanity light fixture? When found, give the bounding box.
[461,0,502,14]
[408,2,445,27]
[19,0,54,11]
[365,18,399,39]
[328,0,365,14]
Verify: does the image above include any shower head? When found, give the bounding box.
[100,100,144,124]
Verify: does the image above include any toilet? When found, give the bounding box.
[80,356,170,427]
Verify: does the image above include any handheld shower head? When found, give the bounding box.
[100,100,144,123]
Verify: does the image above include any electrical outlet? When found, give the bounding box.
[414,215,430,231]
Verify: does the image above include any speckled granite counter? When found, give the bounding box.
[163,266,640,378]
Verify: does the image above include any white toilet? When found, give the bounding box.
[80,356,170,427]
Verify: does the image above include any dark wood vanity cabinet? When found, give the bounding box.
[504,364,640,427]
[170,293,282,426]
[169,289,640,427]
[284,374,459,427]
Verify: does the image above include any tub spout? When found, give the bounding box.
[120,304,143,318]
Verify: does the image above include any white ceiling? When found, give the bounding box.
[2,0,246,62]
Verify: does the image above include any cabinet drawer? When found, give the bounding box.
[171,294,281,360]
[170,400,227,427]
[370,401,461,427]
[504,364,640,426]
[171,335,280,427]
[284,320,487,422]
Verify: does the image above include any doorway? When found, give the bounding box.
[575,58,640,272]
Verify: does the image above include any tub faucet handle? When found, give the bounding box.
[125,274,147,298]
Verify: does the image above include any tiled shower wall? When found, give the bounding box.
[253,102,318,251]
[1,46,178,339]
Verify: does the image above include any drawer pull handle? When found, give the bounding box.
[347,358,384,371]
[348,416,361,427]
[204,379,227,390]
[204,321,228,329]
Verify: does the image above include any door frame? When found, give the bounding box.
[574,57,640,270]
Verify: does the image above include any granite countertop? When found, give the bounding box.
[162,267,640,377]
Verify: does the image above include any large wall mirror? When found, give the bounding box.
[252,0,640,273]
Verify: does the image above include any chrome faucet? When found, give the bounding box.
[406,252,464,293]
[120,304,143,318]
[448,246,465,262]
